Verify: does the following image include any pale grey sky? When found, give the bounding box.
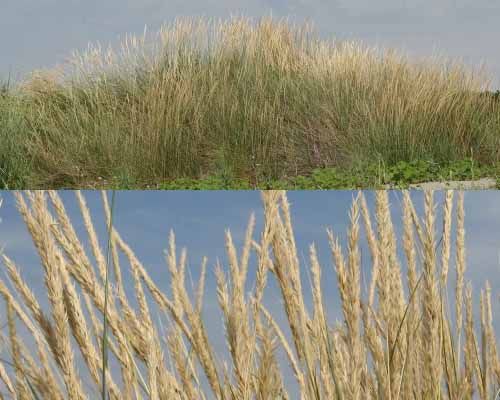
[2,0,500,89]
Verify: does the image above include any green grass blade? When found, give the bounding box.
[101,190,116,400]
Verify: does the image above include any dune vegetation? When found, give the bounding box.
[0,190,498,399]
[1,16,500,189]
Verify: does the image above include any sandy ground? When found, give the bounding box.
[383,177,498,190]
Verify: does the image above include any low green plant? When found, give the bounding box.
[155,159,500,189]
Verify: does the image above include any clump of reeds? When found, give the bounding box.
[0,190,498,399]
[2,15,500,188]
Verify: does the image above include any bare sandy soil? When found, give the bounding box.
[383,177,498,190]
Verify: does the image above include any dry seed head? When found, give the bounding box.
[440,190,454,285]
[0,190,498,399]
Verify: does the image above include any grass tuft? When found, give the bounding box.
[0,15,500,188]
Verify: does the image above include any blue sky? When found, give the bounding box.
[0,190,499,396]
[2,0,500,89]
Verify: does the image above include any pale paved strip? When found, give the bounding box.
[384,177,497,190]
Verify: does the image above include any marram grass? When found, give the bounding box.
[1,15,500,188]
[0,190,499,399]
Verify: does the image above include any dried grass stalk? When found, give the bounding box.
[0,190,497,399]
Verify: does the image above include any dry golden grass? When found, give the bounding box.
[2,15,500,188]
[0,190,498,399]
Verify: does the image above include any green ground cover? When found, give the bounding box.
[67,159,500,189]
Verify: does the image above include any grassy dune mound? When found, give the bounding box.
[0,190,498,398]
[1,16,500,188]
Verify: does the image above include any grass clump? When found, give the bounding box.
[0,15,500,188]
[0,190,499,399]
[0,79,32,189]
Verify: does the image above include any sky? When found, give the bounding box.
[2,0,500,90]
[0,189,499,397]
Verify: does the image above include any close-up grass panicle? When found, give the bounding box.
[0,190,498,399]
